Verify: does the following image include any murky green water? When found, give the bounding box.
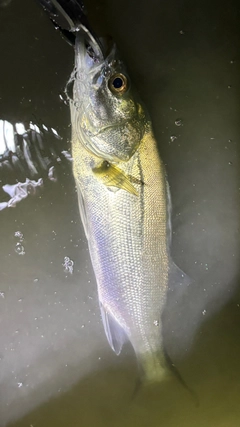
[0,0,240,426]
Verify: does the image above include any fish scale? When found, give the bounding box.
[72,124,170,380]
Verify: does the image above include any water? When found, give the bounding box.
[0,0,240,426]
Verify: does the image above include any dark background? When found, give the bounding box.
[0,0,240,426]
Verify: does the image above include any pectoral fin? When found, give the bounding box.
[92,161,138,196]
[99,301,126,355]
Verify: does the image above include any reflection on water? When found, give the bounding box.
[0,0,240,426]
[0,118,71,210]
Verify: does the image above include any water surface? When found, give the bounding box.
[0,0,240,426]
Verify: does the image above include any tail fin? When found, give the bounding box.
[164,350,198,405]
[132,350,198,405]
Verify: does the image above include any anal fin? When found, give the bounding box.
[99,301,127,355]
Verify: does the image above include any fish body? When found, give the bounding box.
[38,0,189,384]
[72,121,170,382]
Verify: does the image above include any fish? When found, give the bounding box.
[38,0,190,385]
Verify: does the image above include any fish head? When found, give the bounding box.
[67,28,146,162]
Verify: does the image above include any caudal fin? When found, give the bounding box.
[133,349,198,405]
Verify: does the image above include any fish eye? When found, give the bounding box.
[108,73,128,95]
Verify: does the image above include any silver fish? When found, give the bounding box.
[39,0,190,384]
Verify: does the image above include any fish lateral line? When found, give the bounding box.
[92,160,144,196]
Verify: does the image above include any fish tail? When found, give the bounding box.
[137,350,172,385]
[133,350,198,404]
[131,350,170,399]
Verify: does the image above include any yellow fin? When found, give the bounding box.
[92,161,138,196]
